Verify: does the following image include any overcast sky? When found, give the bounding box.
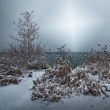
[0,0,110,52]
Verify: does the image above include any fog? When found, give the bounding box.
[0,0,110,52]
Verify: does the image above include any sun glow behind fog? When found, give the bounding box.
[44,1,105,51]
[0,0,107,52]
[51,1,97,35]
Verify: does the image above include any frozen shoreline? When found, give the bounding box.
[0,70,110,110]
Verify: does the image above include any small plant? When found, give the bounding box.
[87,44,110,71]
[55,44,73,72]
[31,45,73,102]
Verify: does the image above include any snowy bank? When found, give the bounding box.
[31,63,110,103]
[0,70,110,110]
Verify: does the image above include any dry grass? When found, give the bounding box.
[31,44,110,102]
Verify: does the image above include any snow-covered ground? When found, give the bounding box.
[0,70,110,110]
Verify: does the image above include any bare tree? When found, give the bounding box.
[0,11,47,70]
[10,11,40,57]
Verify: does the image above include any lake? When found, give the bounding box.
[47,52,89,69]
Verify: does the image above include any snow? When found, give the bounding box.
[0,70,110,110]
[0,70,43,110]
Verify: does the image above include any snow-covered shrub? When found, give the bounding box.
[45,44,72,77]
[0,67,22,86]
[31,44,110,102]
[87,44,110,69]
[82,44,110,82]
[31,45,74,102]
[78,44,110,97]
[27,54,47,70]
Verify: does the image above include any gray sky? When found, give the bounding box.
[0,0,110,52]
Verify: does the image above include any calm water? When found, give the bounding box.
[47,52,89,69]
